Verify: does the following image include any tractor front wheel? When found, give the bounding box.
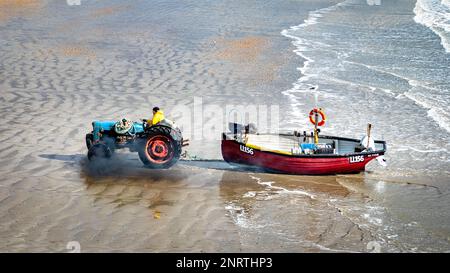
[88,143,113,160]
[86,133,94,150]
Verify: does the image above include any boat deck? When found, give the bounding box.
[233,133,385,156]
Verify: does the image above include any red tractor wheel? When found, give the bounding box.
[138,125,182,169]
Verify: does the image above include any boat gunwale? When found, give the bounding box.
[222,132,387,159]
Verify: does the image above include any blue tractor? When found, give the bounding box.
[85,119,185,169]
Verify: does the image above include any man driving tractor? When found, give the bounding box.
[149,106,165,125]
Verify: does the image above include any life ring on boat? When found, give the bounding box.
[309,108,326,126]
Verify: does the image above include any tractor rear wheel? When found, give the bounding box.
[138,125,182,169]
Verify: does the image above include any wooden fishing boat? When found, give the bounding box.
[221,120,387,175]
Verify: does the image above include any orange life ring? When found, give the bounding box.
[309,108,326,126]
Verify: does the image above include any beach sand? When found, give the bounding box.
[1,0,450,252]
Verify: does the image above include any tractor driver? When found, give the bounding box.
[148,106,165,126]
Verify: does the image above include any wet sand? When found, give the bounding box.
[1,0,450,252]
[0,153,379,252]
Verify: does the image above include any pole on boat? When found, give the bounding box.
[367,123,372,148]
[311,86,319,145]
[314,110,319,144]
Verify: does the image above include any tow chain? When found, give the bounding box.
[180,151,223,162]
[180,151,200,161]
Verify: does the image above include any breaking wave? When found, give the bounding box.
[414,0,450,53]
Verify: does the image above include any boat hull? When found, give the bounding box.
[221,138,382,175]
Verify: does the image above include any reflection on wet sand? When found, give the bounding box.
[80,156,185,211]
[61,156,240,252]
[216,167,376,252]
[5,152,444,252]
[53,154,376,252]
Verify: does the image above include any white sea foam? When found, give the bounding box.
[403,91,450,134]
[395,146,448,153]
[249,175,315,199]
[339,62,450,134]
[345,63,450,134]
[243,191,256,198]
[224,203,266,229]
[280,1,350,124]
[414,0,450,53]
